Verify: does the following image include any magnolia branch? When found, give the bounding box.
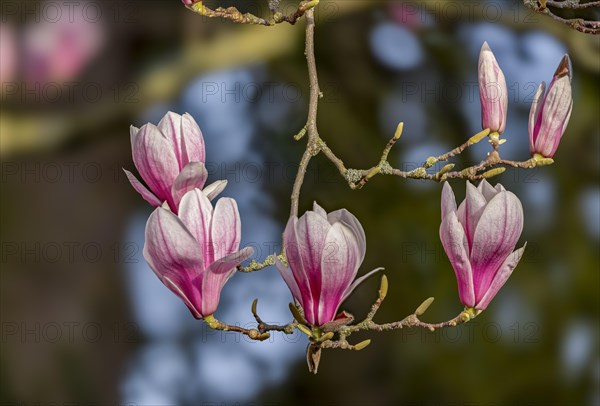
[318,127,555,190]
[289,7,321,218]
[236,253,285,272]
[294,275,478,373]
[523,0,600,34]
[187,0,320,26]
[187,2,528,373]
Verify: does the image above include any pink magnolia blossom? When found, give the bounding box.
[478,42,508,134]
[124,112,226,213]
[529,55,573,158]
[0,23,17,85]
[276,202,381,326]
[143,189,253,319]
[23,2,105,84]
[440,180,526,310]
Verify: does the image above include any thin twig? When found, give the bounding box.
[547,0,600,9]
[187,1,320,26]
[289,8,321,218]
[236,253,286,273]
[523,0,600,34]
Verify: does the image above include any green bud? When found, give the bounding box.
[302,0,320,11]
[532,154,554,166]
[289,303,308,326]
[379,275,388,301]
[317,332,335,342]
[468,128,491,144]
[394,122,404,140]
[460,307,482,322]
[415,297,435,316]
[482,167,506,179]
[424,156,437,168]
[203,314,218,329]
[297,324,313,337]
[437,164,455,176]
[354,339,371,351]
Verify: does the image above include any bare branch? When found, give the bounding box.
[186,1,320,26]
[523,0,600,34]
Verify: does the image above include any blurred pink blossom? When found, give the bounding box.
[0,23,18,85]
[23,2,105,83]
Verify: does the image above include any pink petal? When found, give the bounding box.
[316,223,361,325]
[477,179,499,202]
[283,217,316,325]
[201,247,254,316]
[295,211,331,321]
[441,182,457,221]
[340,267,384,304]
[440,211,475,307]
[457,182,487,248]
[476,243,526,310]
[143,208,204,317]
[470,191,523,303]
[528,82,546,151]
[203,180,228,200]
[313,201,328,219]
[157,112,205,169]
[130,125,139,146]
[275,254,303,304]
[535,75,572,158]
[327,208,366,264]
[210,198,241,263]
[162,276,203,319]
[178,189,213,269]
[181,113,206,164]
[157,112,185,168]
[171,162,208,208]
[132,123,179,208]
[123,169,162,207]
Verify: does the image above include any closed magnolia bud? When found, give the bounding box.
[478,42,508,134]
[529,55,573,158]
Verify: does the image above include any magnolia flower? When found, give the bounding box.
[0,23,17,85]
[440,180,526,311]
[529,55,573,159]
[23,2,105,84]
[478,42,508,134]
[143,189,253,319]
[276,202,381,326]
[124,112,226,212]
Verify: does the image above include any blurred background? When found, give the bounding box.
[1,0,599,405]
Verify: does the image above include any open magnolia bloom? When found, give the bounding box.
[529,55,573,159]
[276,202,381,327]
[143,188,253,319]
[478,42,508,134]
[440,180,526,311]
[124,112,227,213]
